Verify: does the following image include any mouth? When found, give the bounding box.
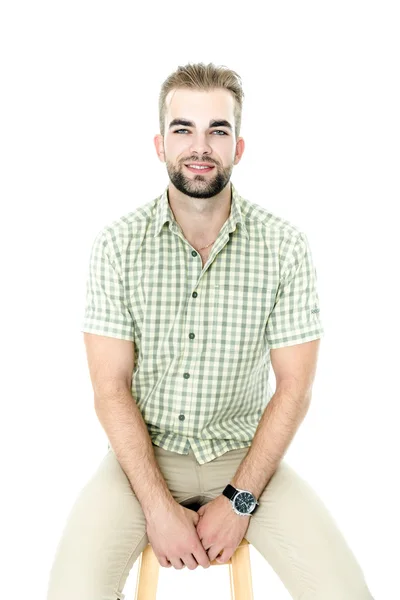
[184,163,215,174]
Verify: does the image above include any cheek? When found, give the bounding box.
[212,139,235,160]
[164,138,189,160]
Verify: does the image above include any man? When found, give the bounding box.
[47,62,374,599]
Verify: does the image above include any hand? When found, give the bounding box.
[145,501,211,570]
[195,495,251,564]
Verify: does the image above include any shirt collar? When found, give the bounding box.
[153,182,249,240]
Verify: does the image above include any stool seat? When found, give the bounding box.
[134,502,254,599]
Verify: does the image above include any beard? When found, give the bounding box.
[166,159,233,199]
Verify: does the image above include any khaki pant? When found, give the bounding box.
[47,443,374,599]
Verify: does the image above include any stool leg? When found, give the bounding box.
[134,544,160,600]
[229,543,254,600]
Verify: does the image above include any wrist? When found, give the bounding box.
[143,492,177,522]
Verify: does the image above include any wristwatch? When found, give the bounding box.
[222,484,259,516]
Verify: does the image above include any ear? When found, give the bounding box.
[153,134,165,163]
[233,137,244,165]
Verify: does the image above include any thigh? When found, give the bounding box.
[47,449,149,600]
[245,460,374,600]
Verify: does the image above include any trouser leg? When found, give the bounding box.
[46,449,149,600]
[199,447,375,599]
[244,460,374,599]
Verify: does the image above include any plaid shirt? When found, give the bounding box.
[81,182,324,464]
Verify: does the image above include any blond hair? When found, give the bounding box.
[158,62,244,139]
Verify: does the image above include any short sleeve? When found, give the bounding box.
[266,232,325,349]
[80,230,135,341]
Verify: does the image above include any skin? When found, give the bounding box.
[153,88,245,249]
[196,495,251,564]
[151,88,322,567]
[153,87,250,564]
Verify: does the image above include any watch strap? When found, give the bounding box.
[223,484,238,501]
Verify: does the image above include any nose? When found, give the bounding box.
[189,133,212,156]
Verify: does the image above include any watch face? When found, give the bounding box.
[234,491,255,513]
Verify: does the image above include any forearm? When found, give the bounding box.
[230,383,311,499]
[94,388,175,520]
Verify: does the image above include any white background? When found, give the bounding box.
[1,1,398,599]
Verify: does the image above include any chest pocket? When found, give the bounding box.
[209,282,277,349]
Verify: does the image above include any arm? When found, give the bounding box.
[230,338,321,498]
[84,332,176,520]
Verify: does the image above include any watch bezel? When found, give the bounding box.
[233,489,258,515]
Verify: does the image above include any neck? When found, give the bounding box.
[167,182,232,245]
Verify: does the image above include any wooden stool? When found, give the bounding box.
[134,502,254,600]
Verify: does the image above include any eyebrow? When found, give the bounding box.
[168,118,233,131]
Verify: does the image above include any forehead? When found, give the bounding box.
[165,88,235,122]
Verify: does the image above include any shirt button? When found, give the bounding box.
[191,250,197,257]
[183,373,190,379]
[179,414,185,421]
[192,291,198,298]
[189,333,195,339]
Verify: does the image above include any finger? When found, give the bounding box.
[159,557,172,568]
[194,544,211,568]
[216,551,231,564]
[167,557,185,570]
[208,546,224,563]
[181,553,199,570]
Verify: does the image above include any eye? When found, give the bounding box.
[173,129,228,135]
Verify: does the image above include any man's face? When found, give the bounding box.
[155,88,244,199]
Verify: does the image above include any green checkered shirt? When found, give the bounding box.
[81,182,324,464]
